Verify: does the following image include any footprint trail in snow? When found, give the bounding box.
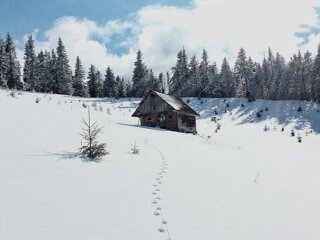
[147,143,172,239]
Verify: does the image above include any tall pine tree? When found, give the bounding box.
[0,37,8,88]
[72,56,88,97]
[132,50,147,97]
[170,48,188,97]
[23,35,37,91]
[55,38,72,95]
[5,33,22,89]
[104,66,117,97]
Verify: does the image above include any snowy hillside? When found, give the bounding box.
[1,89,320,240]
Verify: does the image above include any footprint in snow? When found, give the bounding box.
[152,192,157,195]
[154,211,160,216]
[158,228,165,233]
[152,200,157,204]
[153,184,158,187]
[156,189,160,191]
[162,219,168,224]
[156,206,161,210]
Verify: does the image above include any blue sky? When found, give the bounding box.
[1,0,320,78]
[0,0,189,41]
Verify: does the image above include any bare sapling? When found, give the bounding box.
[131,141,140,154]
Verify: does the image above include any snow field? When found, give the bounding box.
[1,89,320,240]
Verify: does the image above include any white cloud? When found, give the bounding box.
[17,0,320,79]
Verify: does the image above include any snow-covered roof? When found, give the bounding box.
[154,91,199,116]
[132,90,200,116]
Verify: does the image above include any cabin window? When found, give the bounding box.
[168,115,172,119]
[146,117,152,122]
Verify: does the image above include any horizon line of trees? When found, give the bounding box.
[1,32,320,102]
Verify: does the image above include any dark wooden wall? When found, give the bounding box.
[136,93,172,116]
[177,113,196,133]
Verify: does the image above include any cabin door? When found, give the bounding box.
[158,114,166,128]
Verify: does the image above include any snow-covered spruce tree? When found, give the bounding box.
[234,48,250,99]
[253,62,263,99]
[72,56,88,97]
[132,50,148,97]
[35,50,46,92]
[302,51,314,101]
[104,66,117,97]
[116,76,126,98]
[55,38,73,95]
[146,69,161,92]
[198,49,210,98]
[265,48,276,99]
[313,44,320,102]
[0,37,8,88]
[23,35,38,91]
[79,108,108,161]
[287,52,304,100]
[126,81,133,97]
[87,65,98,97]
[158,72,167,93]
[5,33,22,90]
[246,57,257,101]
[170,48,189,97]
[205,63,220,97]
[95,69,104,98]
[49,50,58,93]
[274,53,288,100]
[186,55,200,97]
[219,57,235,97]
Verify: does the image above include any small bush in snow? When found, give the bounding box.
[281,127,285,132]
[265,107,269,111]
[256,112,262,118]
[297,106,303,112]
[211,116,217,122]
[305,130,313,136]
[35,97,40,103]
[241,103,244,107]
[291,130,295,137]
[226,103,230,108]
[215,123,221,133]
[9,91,16,98]
[297,135,302,143]
[79,108,108,161]
[99,106,103,112]
[214,110,218,115]
[82,103,87,108]
[131,141,140,154]
[263,125,269,132]
[187,99,190,103]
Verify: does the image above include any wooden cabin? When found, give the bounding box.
[132,90,200,134]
